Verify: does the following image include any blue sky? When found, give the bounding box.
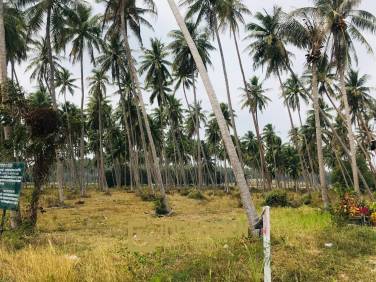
[16,0,376,141]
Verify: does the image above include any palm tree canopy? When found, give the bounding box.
[139,38,172,105]
[101,0,156,45]
[60,3,102,64]
[169,21,215,79]
[55,68,78,97]
[283,75,308,111]
[344,69,374,121]
[217,0,251,34]
[241,75,270,113]
[245,6,293,77]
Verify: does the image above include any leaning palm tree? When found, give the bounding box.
[167,0,259,233]
[103,0,171,213]
[88,69,109,193]
[60,3,102,196]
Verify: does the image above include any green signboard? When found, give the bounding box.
[0,163,25,211]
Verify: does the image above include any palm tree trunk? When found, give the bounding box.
[233,30,270,190]
[118,83,134,190]
[192,75,203,188]
[135,105,153,190]
[333,146,351,189]
[120,1,170,213]
[167,0,259,232]
[130,118,141,188]
[298,108,317,188]
[287,64,374,199]
[182,85,214,187]
[79,52,85,197]
[311,64,329,208]
[98,92,108,193]
[277,72,311,192]
[45,7,65,205]
[214,25,244,171]
[326,92,376,187]
[326,93,376,185]
[64,93,79,190]
[339,68,360,193]
[0,0,9,138]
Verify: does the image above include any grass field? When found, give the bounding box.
[0,188,375,281]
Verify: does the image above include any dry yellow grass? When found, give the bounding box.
[0,188,375,281]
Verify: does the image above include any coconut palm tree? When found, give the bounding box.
[140,38,172,106]
[182,0,244,168]
[139,38,175,186]
[56,68,79,189]
[217,0,273,188]
[283,9,331,207]
[103,0,171,213]
[61,3,102,196]
[169,21,214,188]
[245,8,294,136]
[167,0,259,232]
[241,75,271,189]
[345,70,374,129]
[18,0,72,108]
[241,131,261,185]
[88,69,109,193]
[26,39,63,97]
[284,75,317,188]
[4,2,27,84]
[345,69,376,181]
[97,37,138,189]
[302,0,376,194]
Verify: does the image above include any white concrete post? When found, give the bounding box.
[263,206,271,282]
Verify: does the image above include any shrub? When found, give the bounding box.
[187,190,207,200]
[264,190,288,207]
[207,189,226,197]
[178,189,190,196]
[136,189,157,202]
[301,193,312,205]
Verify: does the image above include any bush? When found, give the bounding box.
[264,190,288,207]
[136,189,157,202]
[187,189,207,200]
[302,193,312,205]
[178,189,190,196]
[207,190,226,197]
